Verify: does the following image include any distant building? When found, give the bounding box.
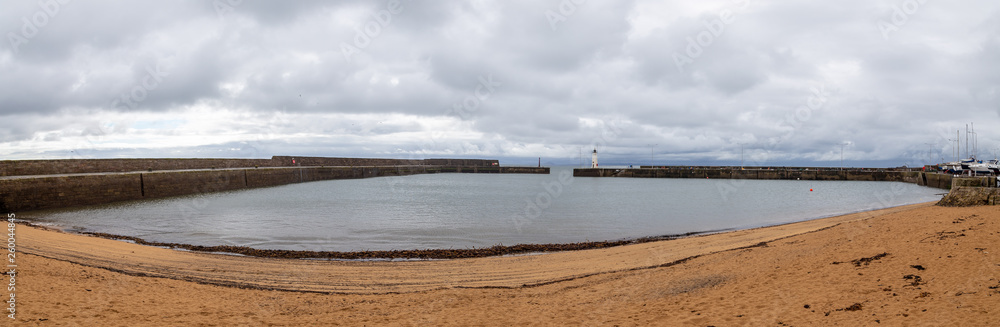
[591,149,598,168]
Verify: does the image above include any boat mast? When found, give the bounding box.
[972,122,977,159]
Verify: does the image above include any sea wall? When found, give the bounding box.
[142,170,248,199]
[950,176,997,188]
[639,165,924,171]
[0,165,547,212]
[0,173,143,212]
[573,168,945,189]
[0,157,500,177]
[432,166,551,174]
[572,167,1000,206]
[0,158,274,177]
[936,186,1000,206]
[269,156,499,168]
[933,177,1000,207]
[922,173,953,189]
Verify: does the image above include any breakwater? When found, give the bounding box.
[0,157,547,212]
[0,156,499,177]
[573,167,955,190]
[936,176,1000,206]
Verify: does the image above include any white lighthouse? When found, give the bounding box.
[591,148,598,168]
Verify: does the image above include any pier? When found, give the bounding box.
[0,156,548,212]
[573,166,959,190]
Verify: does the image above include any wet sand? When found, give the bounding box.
[13,202,1000,325]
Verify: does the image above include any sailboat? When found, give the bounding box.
[968,159,993,175]
[989,159,1000,175]
[939,161,963,174]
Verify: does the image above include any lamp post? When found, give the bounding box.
[948,138,958,163]
[647,144,657,168]
[924,142,934,165]
[739,143,745,169]
[839,142,851,171]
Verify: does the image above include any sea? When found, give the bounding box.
[20,167,943,252]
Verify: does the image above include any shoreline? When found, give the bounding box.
[15,201,1000,325]
[74,230,717,260]
[40,223,723,260]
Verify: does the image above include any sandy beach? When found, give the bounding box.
[11,202,1000,325]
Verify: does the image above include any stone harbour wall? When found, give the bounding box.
[0,156,501,177]
[0,166,546,213]
[573,167,950,192]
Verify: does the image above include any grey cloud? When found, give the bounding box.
[2,0,999,165]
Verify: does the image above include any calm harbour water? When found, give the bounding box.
[22,167,942,252]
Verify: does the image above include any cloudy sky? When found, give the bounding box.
[1,0,998,167]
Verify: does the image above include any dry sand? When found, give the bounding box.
[10,202,1000,325]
